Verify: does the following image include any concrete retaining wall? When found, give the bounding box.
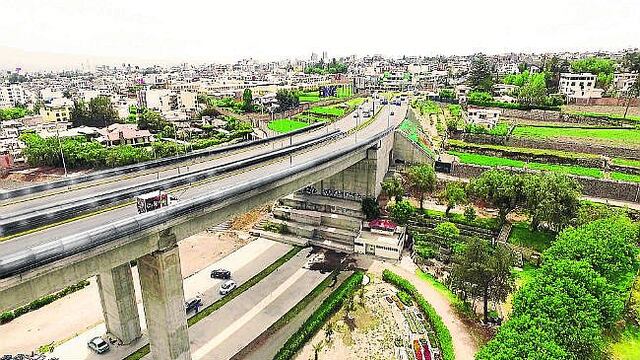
[393,131,435,166]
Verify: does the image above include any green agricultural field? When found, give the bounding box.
[449,151,604,178]
[267,119,309,133]
[512,125,640,146]
[345,97,365,107]
[308,106,345,117]
[612,158,640,168]
[611,172,640,183]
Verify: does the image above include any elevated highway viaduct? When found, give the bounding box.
[0,101,432,359]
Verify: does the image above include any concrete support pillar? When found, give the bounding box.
[138,244,191,360]
[97,262,142,344]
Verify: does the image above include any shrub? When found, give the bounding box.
[361,197,381,220]
[397,290,413,306]
[382,269,455,360]
[273,271,364,360]
[389,200,415,225]
[264,221,287,234]
[463,206,477,222]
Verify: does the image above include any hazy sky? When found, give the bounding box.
[1,0,639,69]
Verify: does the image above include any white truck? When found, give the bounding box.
[136,191,178,214]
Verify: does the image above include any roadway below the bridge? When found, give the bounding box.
[0,237,292,355]
[0,100,406,257]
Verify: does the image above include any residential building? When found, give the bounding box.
[559,73,604,99]
[39,104,71,123]
[0,84,27,108]
[97,123,153,147]
[613,73,639,94]
[467,107,501,128]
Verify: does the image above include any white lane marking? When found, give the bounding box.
[192,267,309,359]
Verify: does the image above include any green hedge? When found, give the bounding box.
[1,280,90,324]
[273,271,364,360]
[382,269,455,360]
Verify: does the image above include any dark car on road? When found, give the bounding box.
[87,336,110,354]
[210,269,231,279]
[185,296,203,313]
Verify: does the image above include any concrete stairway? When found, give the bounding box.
[253,194,364,253]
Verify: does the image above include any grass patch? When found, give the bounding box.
[308,106,345,117]
[613,158,640,168]
[268,119,309,133]
[398,119,435,158]
[512,125,640,146]
[449,151,604,178]
[507,222,555,253]
[124,247,301,360]
[345,97,365,107]
[422,208,501,232]
[611,172,640,183]
[611,324,640,360]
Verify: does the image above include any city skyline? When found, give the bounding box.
[2,0,639,70]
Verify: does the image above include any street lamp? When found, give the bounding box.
[56,128,68,178]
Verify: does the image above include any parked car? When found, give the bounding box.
[87,336,110,354]
[185,296,202,313]
[219,280,237,295]
[390,111,395,115]
[210,269,231,279]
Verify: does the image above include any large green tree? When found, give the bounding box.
[469,170,525,224]
[242,89,254,112]
[138,108,168,132]
[522,173,581,231]
[450,238,515,321]
[406,165,436,209]
[71,96,118,127]
[468,53,495,92]
[518,73,548,106]
[440,182,466,216]
[381,176,405,203]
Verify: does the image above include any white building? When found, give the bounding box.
[0,84,27,108]
[354,227,406,261]
[467,107,501,128]
[559,73,603,99]
[613,73,639,94]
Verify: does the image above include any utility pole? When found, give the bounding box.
[56,128,68,178]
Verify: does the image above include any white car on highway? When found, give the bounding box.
[219,280,237,295]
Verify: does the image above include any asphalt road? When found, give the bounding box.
[0,100,407,256]
[45,238,293,359]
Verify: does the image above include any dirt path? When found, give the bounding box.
[368,259,479,360]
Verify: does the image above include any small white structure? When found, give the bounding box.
[355,224,406,261]
[559,73,603,99]
[455,84,471,101]
[467,107,501,128]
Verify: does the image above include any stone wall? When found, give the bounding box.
[448,163,640,203]
[505,137,640,160]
